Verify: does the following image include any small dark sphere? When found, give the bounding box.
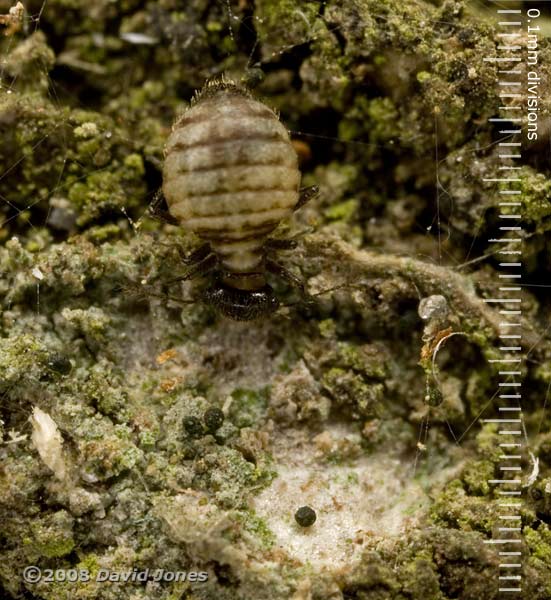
[204,407,224,433]
[202,281,279,321]
[295,506,316,527]
[45,353,73,376]
[183,416,204,439]
[531,487,543,501]
[241,67,265,89]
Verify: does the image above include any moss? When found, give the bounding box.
[400,555,441,600]
[30,511,75,559]
[206,446,275,509]
[324,198,358,222]
[236,510,276,550]
[0,0,550,598]
[228,387,270,428]
[431,479,494,534]
[526,525,551,562]
[518,170,551,230]
[460,459,494,497]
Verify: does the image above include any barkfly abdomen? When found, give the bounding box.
[160,78,318,321]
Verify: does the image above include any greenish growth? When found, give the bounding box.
[431,479,494,534]
[236,509,276,549]
[228,387,270,428]
[29,511,75,559]
[322,367,384,419]
[183,415,205,439]
[0,0,550,598]
[324,198,358,222]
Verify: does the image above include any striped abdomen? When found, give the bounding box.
[162,85,300,275]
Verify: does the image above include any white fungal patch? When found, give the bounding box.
[252,425,428,570]
[30,406,67,480]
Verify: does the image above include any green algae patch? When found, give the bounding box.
[0,0,550,598]
[30,511,75,559]
[228,387,270,428]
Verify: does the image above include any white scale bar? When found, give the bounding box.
[489,479,521,483]
[489,359,521,363]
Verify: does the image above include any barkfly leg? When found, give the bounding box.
[264,238,298,251]
[265,257,305,295]
[177,243,213,266]
[148,189,180,226]
[161,253,219,286]
[294,185,320,212]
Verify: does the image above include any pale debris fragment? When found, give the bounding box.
[120,32,159,45]
[30,406,67,480]
[31,267,44,281]
[523,451,539,488]
[0,2,25,36]
[6,429,28,444]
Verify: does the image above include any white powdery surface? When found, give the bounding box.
[252,425,427,569]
